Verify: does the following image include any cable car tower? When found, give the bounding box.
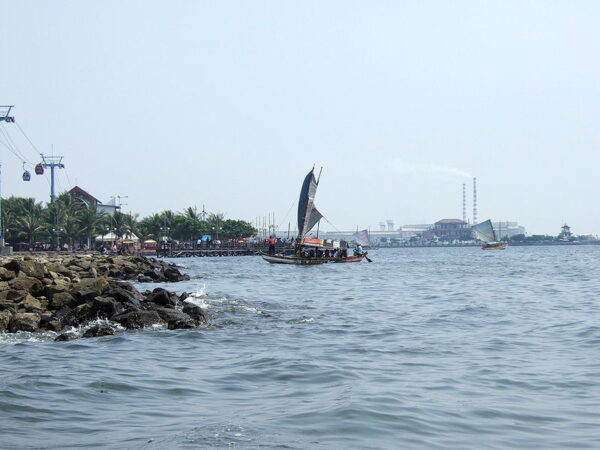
[0,106,15,251]
[40,154,65,203]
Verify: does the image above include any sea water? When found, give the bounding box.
[2,246,600,449]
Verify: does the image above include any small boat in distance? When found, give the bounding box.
[472,219,507,250]
[261,168,367,265]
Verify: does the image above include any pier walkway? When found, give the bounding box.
[156,244,293,258]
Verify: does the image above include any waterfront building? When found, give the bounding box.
[493,221,526,239]
[68,186,120,215]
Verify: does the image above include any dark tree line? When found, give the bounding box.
[1,194,256,248]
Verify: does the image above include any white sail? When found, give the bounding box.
[472,219,497,242]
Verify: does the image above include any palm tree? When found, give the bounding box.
[78,206,106,248]
[17,212,45,249]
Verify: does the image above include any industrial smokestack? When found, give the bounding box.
[462,183,467,223]
[472,177,478,225]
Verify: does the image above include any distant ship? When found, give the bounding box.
[261,168,368,265]
[472,219,507,250]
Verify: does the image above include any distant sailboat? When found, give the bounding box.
[261,168,367,264]
[472,220,507,250]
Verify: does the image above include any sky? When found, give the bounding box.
[1,1,599,235]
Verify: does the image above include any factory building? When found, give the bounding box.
[423,219,473,242]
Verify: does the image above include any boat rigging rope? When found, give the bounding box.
[321,215,343,234]
[276,198,297,231]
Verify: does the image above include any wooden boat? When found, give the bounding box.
[262,167,367,265]
[473,220,508,250]
[481,241,507,250]
[261,253,365,265]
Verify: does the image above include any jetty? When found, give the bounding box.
[155,243,294,258]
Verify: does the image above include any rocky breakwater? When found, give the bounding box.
[0,254,207,341]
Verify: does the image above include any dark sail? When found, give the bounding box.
[297,169,321,239]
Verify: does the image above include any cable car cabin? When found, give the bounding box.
[35,164,44,175]
[22,170,31,181]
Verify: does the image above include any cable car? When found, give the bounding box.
[22,170,31,181]
[35,163,44,175]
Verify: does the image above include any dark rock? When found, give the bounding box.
[112,310,164,329]
[0,267,17,281]
[49,292,77,310]
[20,260,47,279]
[6,290,28,301]
[18,294,44,312]
[83,324,115,338]
[9,312,41,332]
[0,299,17,312]
[164,267,182,282]
[55,333,75,341]
[3,260,21,274]
[61,304,93,327]
[104,286,142,306]
[183,302,209,324]
[145,288,177,307]
[9,276,43,295]
[91,297,123,319]
[39,312,63,332]
[143,269,161,281]
[0,310,12,332]
[71,277,109,297]
[137,275,154,283]
[154,308,197,329]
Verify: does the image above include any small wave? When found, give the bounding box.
[287,316,314,324]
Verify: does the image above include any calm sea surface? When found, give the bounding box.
[2,246,600,449]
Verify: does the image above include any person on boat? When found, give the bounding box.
[354,243,364,256]
[268,235,276,255]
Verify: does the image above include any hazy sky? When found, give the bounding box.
[1,1,599,235]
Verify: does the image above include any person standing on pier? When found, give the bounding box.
[268,235,276,255]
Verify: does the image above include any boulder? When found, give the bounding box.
[145,288,177,307]
[49,292,77,310]
[55,333,76,342]
[9,312,41,332]
[71,277,109,297]
[0,267,16,281]
[83,324,115,338]
[103,286,142,306]
[183,302,209,324]
[18,294,43,312]
[61,304,93,327]
[137,275,154,283]
[0,310,12,332]
[0,299,17,312]
[154,308,197,329]
[3,260,21,274]
[20,260,47,279]
[112,310,164,329]
[9,276,43,295]
[90,297,122,319]
[39,312,62,331]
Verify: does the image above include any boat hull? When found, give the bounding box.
[261,253,365,265]
[482,242,507,250]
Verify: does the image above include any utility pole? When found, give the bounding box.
[0,106,15,251]
[41,154,65,203]
[111,195,128,210]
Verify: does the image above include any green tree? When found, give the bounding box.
[17,212,45,249]
[78,205,106,248]
[220,219,256,239]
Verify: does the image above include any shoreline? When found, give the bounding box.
[0,254,206,341]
